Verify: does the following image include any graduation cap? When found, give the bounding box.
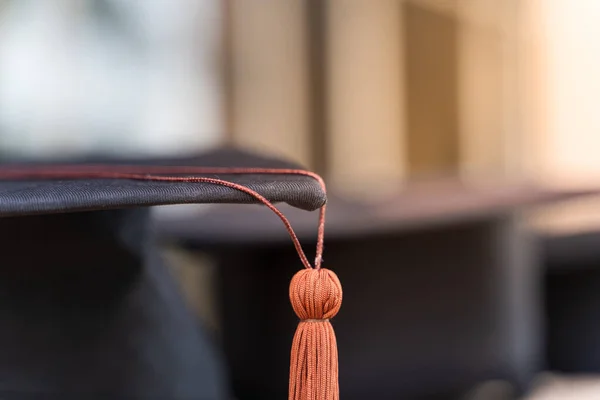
[0,148,337,400]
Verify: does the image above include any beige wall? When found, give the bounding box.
[405,1,460,177]
[223,0,545,199]
[522,0,600,233]
[326,0,521,195]
[536,0,600,185]
[457,0,522,180]
[226,0,311,167]
[326,0,406,198]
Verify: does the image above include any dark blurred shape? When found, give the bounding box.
[543,231,600,373]
[0,208,228,399]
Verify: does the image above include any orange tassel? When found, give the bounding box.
[289,268,342,400]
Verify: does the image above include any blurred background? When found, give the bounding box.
[4,0,600,229]
[4,0,600,398]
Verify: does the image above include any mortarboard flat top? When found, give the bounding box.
[0,147,326,217]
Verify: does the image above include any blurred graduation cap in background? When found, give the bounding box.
[156,172,600,399]
[0,148,329,400]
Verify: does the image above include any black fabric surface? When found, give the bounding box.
[0,147,326,216]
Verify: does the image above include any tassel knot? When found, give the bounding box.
[289,268,342,400]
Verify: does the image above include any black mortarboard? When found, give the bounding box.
[0,148,331,400]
